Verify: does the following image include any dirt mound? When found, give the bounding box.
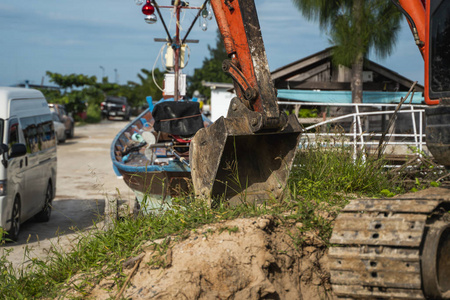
[59,187,450,299]
[71,216,332,300]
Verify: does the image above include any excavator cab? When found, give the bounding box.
[190,0,302,205]
[424,0,450,167]
[393,0,450,167]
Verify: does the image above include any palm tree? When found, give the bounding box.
[292,0,402,103]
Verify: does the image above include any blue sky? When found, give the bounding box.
[0,0,424,88]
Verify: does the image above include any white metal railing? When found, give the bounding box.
[278,102,427,158]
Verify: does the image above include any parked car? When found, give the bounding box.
[0,87,57,241]
[51,112,66,143]
[101,96,131,120]
[48,103,74,138]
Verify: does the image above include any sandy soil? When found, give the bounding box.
[1,119,135,268]
[61,216,333,300]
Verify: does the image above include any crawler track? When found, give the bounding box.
[330,196,450,299]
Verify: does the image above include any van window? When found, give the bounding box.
[8,118,19,147]
[21,116,38,153]
[20,114,55,153]
[38,114,55,150]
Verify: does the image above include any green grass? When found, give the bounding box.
[290,141,396,200]
[0,140,407,298]
[284,139,403,247]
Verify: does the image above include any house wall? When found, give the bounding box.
[210,88,235,122]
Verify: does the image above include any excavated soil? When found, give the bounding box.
[64,216,332,300]
[60,186,449,300]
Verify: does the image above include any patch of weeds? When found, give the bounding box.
[379,189,396,197]
[290,140,395,201]
[218,226,239,235]
[284,197,340,248]
[147,239,172,269]
[227,226,239,234]
[201,228,215,239]
[0,228,7,245]
[286,136,405,245]
[389,152,449,190]
[0,249,21,299]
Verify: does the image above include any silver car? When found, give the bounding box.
[51,112,66,143]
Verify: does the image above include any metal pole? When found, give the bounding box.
[419,109,423,157]
[411,105,419,153]
[174,3,181,101]
[152,0,173,44]
[99,66,105,80]
[355,104,364,152]
[181,0,208,45]
[353,114,357,162]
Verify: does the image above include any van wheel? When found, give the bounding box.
[35,183,52,222]
[8,197,21,241]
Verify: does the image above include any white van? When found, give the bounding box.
[0,87,57,241]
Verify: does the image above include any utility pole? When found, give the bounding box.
[99,66,105,81]
[114,68,118,84]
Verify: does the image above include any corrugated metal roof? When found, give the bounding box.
[277,89,424,104]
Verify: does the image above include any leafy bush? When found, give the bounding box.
[85,104,101,123]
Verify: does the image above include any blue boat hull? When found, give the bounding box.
[110,107,192,198]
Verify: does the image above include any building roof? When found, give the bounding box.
[271,47,423,93]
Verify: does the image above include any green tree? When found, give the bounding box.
[45,72,101,117]
[44,69,165,121]
[292,0,402,103]
[188,30,232,99]
[126,68,164,107]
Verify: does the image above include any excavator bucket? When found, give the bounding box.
[188,0,302,206]
[190,98,302,206]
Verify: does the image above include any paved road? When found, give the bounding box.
[2,119,134,268]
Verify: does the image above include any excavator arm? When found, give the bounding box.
[210,0,284,128]
[189,0,302,205]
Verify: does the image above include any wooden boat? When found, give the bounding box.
[111,1,213,211]
[111,98,211,211]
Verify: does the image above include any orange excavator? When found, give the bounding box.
[191,0,449,299]
[329,1,450,299]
